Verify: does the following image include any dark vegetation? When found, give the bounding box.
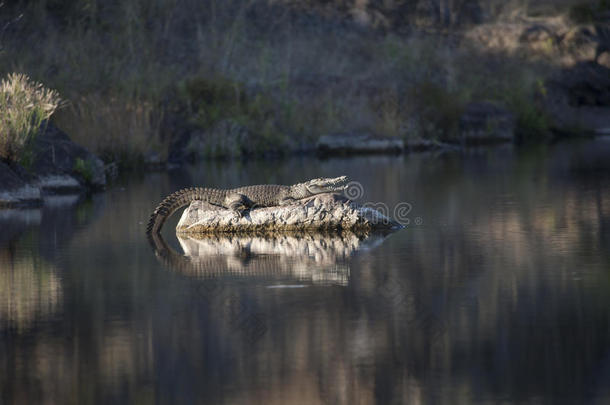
[0,0,608,169]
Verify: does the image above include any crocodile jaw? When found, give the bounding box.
[302,176,348,195]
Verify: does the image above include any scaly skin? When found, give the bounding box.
[146,176,348,234]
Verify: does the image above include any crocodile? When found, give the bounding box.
[146,176,349,234]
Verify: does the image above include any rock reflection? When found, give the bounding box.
[148,231,389,285]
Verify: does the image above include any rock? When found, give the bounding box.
[316,133,403,155]
[0,122,107,207]
[144,151,165,168]
[0,161,42,207]
[599,52,610,69]
[543,62,610,135]
[405,138,458,152]
[104,162,119,181]
[176,193,402,234]
[561,27,603,66]
[518,24,560,56]
[459,101,515,143]
[31,121,106,191]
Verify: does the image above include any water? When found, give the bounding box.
[1,140,610,404]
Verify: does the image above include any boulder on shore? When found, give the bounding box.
[176,193,402,234]
[31,121,106,191]
[0,161,41,207]
[543,62,610,135]
[0,122,107,208]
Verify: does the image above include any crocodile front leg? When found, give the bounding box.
[225,193,254,217]
[279,196,296,205]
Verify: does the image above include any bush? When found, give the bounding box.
[504,80,550,141]
[0,73,62,163]
[73,157,93,184]
[179,76,247,128]
[409,81,467,140]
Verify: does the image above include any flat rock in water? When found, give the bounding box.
[176,193,402,233]
[316,133,403,154]
[405,138,457,152]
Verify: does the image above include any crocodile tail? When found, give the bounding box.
[147,187,208,234]
[146,228,188,272]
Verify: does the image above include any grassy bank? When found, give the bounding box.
[0,0,603,167]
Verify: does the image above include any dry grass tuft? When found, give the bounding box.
[0,73,62,163]
[53,94,166,167]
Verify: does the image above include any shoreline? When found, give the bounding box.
[2,131,608,210]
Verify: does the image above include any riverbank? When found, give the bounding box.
[0,0,608,170]
[0,122,106,207]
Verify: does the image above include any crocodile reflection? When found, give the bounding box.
[147,231,389,285]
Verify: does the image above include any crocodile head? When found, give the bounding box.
[289,176,348,199]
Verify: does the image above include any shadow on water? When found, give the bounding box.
[1,140,610,404]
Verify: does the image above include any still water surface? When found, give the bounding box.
[1,141,610,404]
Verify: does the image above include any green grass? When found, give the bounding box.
[73,157,94,184]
